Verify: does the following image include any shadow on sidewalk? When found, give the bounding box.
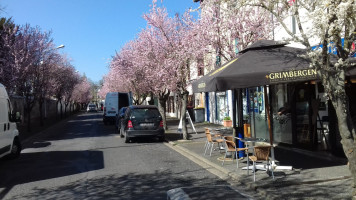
[274,146,348,170]
[165,117,223,142]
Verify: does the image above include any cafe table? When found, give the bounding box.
[239,137,293,171]
[238,137,270,171]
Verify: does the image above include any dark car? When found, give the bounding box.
[115,107,127,132]
[120,105,164,143]
[87,104,97,112]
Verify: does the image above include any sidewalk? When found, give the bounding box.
[164,118,352,199]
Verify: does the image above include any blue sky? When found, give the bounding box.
[1,0,199,83]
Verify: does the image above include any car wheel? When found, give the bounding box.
[8,138,21,159]
[158,136,165,142]
[124,131,130,143]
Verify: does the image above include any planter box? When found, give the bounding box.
[194,108,205,123]
[223,120,232,127]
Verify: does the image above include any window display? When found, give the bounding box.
[271,84,293,144]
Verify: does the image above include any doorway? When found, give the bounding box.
[292,82,316,149]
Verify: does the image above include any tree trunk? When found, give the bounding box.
[39,100,44,126]
[64,102,68,117]
[158,91,170,130]
[60,100,63,119]
[25,97,33,132]
[180,91,189,140]
[26,107,31,132]
[332,96,356,197]
[148,92,155,105]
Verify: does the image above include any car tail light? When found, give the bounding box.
[159,121,163,127]
[128,120,133,128]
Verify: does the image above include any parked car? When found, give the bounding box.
[103,92,132,125]
[115,107,127,132]
[120,105,164,143]
[87,104,97,112]
[0,83,21,159]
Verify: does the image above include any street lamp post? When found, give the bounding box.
[56,44,65,49]
[44,44,65,118]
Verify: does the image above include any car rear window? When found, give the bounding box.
[131,108,160,118]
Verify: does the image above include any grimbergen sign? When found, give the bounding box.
[266,68,317,83]
[198,82,206,89]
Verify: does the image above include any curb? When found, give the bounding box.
[164,141,274,199]
[164,141,240,181]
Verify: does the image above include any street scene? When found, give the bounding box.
[1,0,356,199]
[0,111,352,199]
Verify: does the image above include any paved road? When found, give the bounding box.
[0,112,231,200]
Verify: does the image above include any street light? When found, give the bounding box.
[43,44,65,118]
[56,44,65,49]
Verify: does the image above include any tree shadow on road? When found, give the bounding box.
[0,150,104,199]
[9,170,229,200]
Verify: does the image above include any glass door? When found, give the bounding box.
[294,83,315,149]
[247,87,268,140]
[216,92,227,123]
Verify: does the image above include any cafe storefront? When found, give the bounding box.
[192,40,356,156]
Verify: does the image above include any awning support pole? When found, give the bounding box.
[264,85,276,165]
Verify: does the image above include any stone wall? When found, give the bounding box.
[9,96,79,126]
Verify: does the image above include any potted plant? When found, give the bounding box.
[223,116,232,127]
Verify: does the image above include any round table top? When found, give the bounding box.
[239,137,266,142]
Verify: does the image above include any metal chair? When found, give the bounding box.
[222,137,248,169]
[248,145,274,182]
[204,129,224,156]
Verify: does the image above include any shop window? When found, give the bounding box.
[216,92,226,122]
[245,87,268,140]
[197,58,204,76]
[271,84,293,144]
[187,95,194,109]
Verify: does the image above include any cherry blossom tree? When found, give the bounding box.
[1,15,81,129]
[143,1,199,138]
[110,37,152,105]
[98,75,114,99]
[193,0,275,70]
[35,47,61,126]
[123,25,179,129]
[102,0,274,138]
[0,17,18,91]
[10,24,54,131]
[51,56,75,119]
[62,65,80,116]
[72,76,91,109]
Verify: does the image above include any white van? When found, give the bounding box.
[0,83,21,159]
[103,92,132,125]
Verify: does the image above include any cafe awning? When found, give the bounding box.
[192,40,314,93]
[192,40,356,93]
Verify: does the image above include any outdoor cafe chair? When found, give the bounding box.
[248,145,275,182]
[204,129,224,156]
[204,128,221,151]
[222,137,248,169]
